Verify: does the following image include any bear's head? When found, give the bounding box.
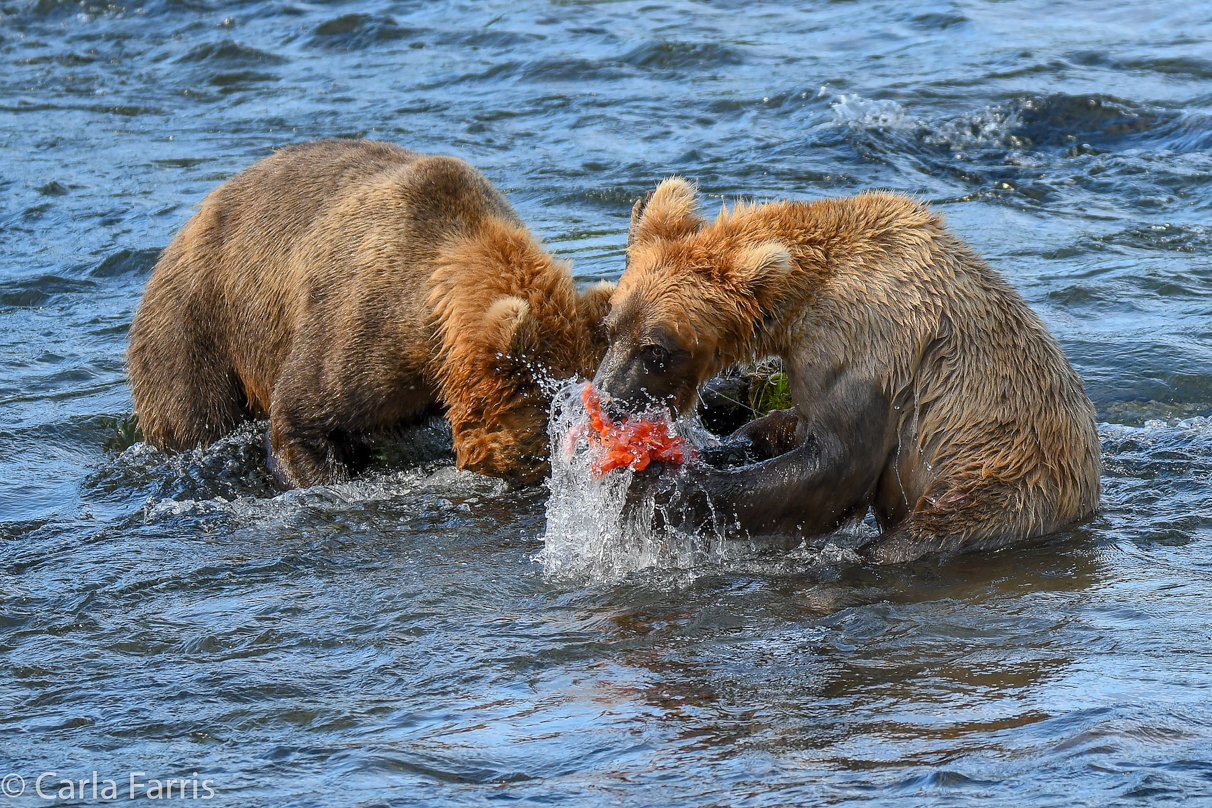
[431,222,614,485]
[594,178,793,417]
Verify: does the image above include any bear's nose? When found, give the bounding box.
[592,348,644,416]
[599,394,628,421]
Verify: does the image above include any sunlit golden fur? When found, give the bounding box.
[611,177,1101,558]
[128,140,612,487]
[428,224,613,477]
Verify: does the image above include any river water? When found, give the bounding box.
[2,1,1211,805]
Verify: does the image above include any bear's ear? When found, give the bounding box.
[482,295,537,358]
[730,242,793,309]
[576,280,616,327]
[627,177,703,250]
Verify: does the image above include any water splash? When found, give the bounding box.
[828,90,1027,152]
[539,381,734,583]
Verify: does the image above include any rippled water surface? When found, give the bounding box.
[3,1,1212,805]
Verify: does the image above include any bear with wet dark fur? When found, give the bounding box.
[594,178,1101,563]
[128,140,613,487]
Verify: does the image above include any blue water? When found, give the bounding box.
[2,1,1212,805]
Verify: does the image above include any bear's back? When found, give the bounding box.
[134,140,524,418]
[815,195,1101,537]
[763,193,1100,538]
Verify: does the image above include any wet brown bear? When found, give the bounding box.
[595,178,1101,563]
[127,140,613,487]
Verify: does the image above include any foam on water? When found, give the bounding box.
[829,90,1027,152]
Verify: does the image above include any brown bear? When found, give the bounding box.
[594,178,1101,563]
[127,139,613,487]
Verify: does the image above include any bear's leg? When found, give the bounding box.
[128,316,244,450]
[268,406,354,488]
[859,523,954,564]
[266,349,361,487]
[730,407,802,459]
[698,408,803,468]
[861,478,1035,563]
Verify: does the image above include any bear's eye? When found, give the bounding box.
[641,344,670,369]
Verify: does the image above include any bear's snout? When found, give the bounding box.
[592,347,641,415]
[593,344,675,418]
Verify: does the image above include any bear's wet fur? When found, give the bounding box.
[595,178,1101,562]
[127,140,613,487]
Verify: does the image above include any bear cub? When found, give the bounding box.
[128,140,612,487]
